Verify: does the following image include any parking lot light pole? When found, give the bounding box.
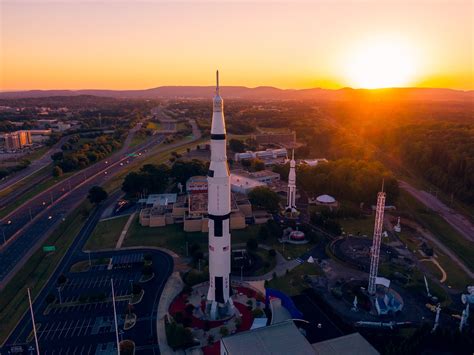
[129,280,133,294]
[57,287,62,304]
[88,251,92,267]
[111,279,120,354]
[27,288,40,355]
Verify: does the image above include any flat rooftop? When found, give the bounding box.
[221,320,315,355]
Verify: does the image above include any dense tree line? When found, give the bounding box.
[396,123,474,204]
[274,159,399,205]
[121,160,208,196]
[122,164,170,196]
[51,133,122,173]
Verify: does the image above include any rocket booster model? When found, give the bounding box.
[286,150,297,211]
[207,71,232,305]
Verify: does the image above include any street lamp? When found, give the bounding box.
[57,286,62,304]
[240,265,244,281]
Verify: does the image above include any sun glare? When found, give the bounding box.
[344,39,417,89]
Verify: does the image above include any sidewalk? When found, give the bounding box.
[231,242,300,282]
[156,272,184,355]
[115,212,136,249]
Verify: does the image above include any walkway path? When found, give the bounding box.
[421,257,447,283]
[231,242,301,282]
[115,212,136,249]
[156,272,184,355]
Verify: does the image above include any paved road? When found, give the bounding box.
[1,195,173,354]
[0,134,165,288]
[0,135,69,193]
[399,180,474,242]
[0,118,201,289]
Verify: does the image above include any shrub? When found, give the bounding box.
[219,326,229,337]
[268,249,276,257]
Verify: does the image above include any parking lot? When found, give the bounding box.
[3,249,173,355]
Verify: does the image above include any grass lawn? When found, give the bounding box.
[267,262,323,296]
[339,217,374,237]
[22,146,49,162]
[419,259,443,281]
[252,249,278,276]
[274,242,314,260]
[84,215,130,250]
[124,219,204,255]
[398,190,474,271]
[0,165,51,199]
[123,217,262,257]
[0,201,92,344]
[129,135,148,148]
[0,173,73,219]
[435,251,471,290]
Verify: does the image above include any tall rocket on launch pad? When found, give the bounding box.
[207,71,233,318]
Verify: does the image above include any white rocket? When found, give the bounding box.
[206,71,233,316]
[286,150,297,212]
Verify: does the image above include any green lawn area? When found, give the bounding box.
[398,190,474,270]
[22,146,49,162]
[435,251,471,290]
[123,217,262,257]
[0,173,72,219]
[274,242,314,260]
[267,262,323,296]
[129,135,148,148]
[84,215,130,250]
[0,201,92,344]
[339,217,374,237]
[251,249,278,276]
[0,165,51,199]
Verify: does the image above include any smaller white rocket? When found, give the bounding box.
[286,150,297,213]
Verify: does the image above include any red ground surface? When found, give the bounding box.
[169,286,263,354]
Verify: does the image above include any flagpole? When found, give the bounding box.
[27,288,40,354]
[111,279,121,354]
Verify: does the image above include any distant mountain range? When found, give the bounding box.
[0,86,472,101]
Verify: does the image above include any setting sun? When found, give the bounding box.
[344,39,418,89]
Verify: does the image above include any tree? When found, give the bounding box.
[250,159,265,171]
[246,237,258,251]
[229,139,246,153]
[88,186,108,204]
[219,326,229,337]
[52,166,63,178]
[170,160,207,185]
[248,186,281,212]
[166,321,194,350]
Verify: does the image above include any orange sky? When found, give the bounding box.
[0,0,472,91]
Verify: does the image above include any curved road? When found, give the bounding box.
[2,194,173,353]
[0,118,201,289]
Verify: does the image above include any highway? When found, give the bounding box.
[0,118,201,289]
[0,133,165,288]
[0,135,69,194]
[399,180,474,243]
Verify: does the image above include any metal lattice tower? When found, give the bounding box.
[368,188,386,295]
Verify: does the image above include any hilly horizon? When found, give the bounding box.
[0,86,472,101]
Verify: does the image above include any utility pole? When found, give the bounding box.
[111,279,121,354]
[27,288,40,355]
[57,286,63,304]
